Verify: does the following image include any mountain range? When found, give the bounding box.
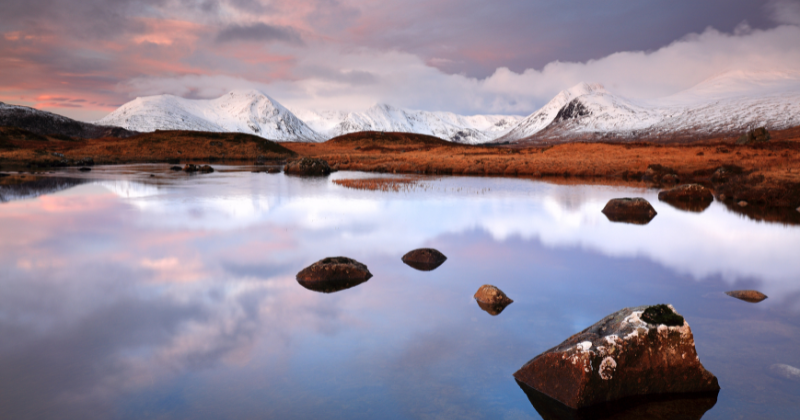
[3,71,799,145]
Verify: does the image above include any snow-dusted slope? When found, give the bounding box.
[292,104,523,144]
[98,90,323,142]
[498,71,800,143]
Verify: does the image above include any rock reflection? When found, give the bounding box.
[0,176,88,203]
[475,300,511,316]
[516,380,719,420]
[296,277,371,293]
[659,199,712,213]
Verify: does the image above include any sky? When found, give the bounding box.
[1,0,800,121]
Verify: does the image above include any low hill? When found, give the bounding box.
[327,131,454,148]
[0,102,138,139]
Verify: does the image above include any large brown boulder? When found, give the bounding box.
[601,198,657,225]
[474,284,513,315]
[401,248,447,271]
[284,158,332,176]
[725,290,768,303]
[514,305,720,410]
[296,257,373,293]
[657,184,714,213]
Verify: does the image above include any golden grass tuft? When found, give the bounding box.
[332,177,419,192]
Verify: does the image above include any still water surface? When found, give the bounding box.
[1,165,798,419]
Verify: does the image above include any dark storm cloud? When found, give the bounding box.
[216,22,304,44]
[345,0,778,77]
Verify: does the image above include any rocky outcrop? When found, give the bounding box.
[513,304,720,410]
[643,164,679,186]
[284,158,332,176]
[296,257,373,293]
[601,198,657,225]
[657,184,714,213]
[736,127,771,145]
[401,248,447,271]
[474,285,513,315]
[725,290,768,303]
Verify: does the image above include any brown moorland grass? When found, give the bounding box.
[0,128,296,166]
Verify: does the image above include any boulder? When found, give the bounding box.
[401,248,447,271]
[284,158,332,176]
[601,198,657,225]
[710,165,743,184]
[474,284,513,315]
[657,184,714,213]
[296,257,373,293]
[642,164,678,185]
[767,364,800,382]
[724,290,768,303]
[513,304,720,410]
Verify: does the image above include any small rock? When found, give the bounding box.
[169,166,182,171]
[513,304,719,409]
[738,201,748,207]
[767,364,800,382]
[78,167,91,172]
[601,198,657,225]
[474,285,513,315]
[658,184,714,213]
[198,165,214,173]
[401,248,447,271]
[267,167,282,174]
[149,174,155,177]
[296,257,373,293]
[183,164,198,173]
[284,158,332,176]
[725,290,768,303]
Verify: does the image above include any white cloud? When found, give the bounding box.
[119,24,800,116]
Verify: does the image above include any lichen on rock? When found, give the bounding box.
[513,305,719,410]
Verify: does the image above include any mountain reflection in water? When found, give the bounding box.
[0,165,799,420]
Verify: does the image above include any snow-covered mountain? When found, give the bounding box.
[98,91,523,144]
[497,71,800,143]
[292,104,522,144]
[98,90,323,142]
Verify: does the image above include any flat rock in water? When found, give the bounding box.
[514,304,720,410]
[767,364,800,382]
[601,198,657,225]
[284,158,331,176]
[725,290,768,303]
[296,257,373,293]
[474,284,513,315]
[401,248,447,271]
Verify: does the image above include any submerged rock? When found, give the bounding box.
[474,285,513,315]
[284,158,332,176]
[517,380,718,420]
[401,248,447,271]
[767,364,800,382]
[296,256,373,293]
[513,304,720,410]
[183,164,214,174]
[601,198,657,225]
[725,290,768,303]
